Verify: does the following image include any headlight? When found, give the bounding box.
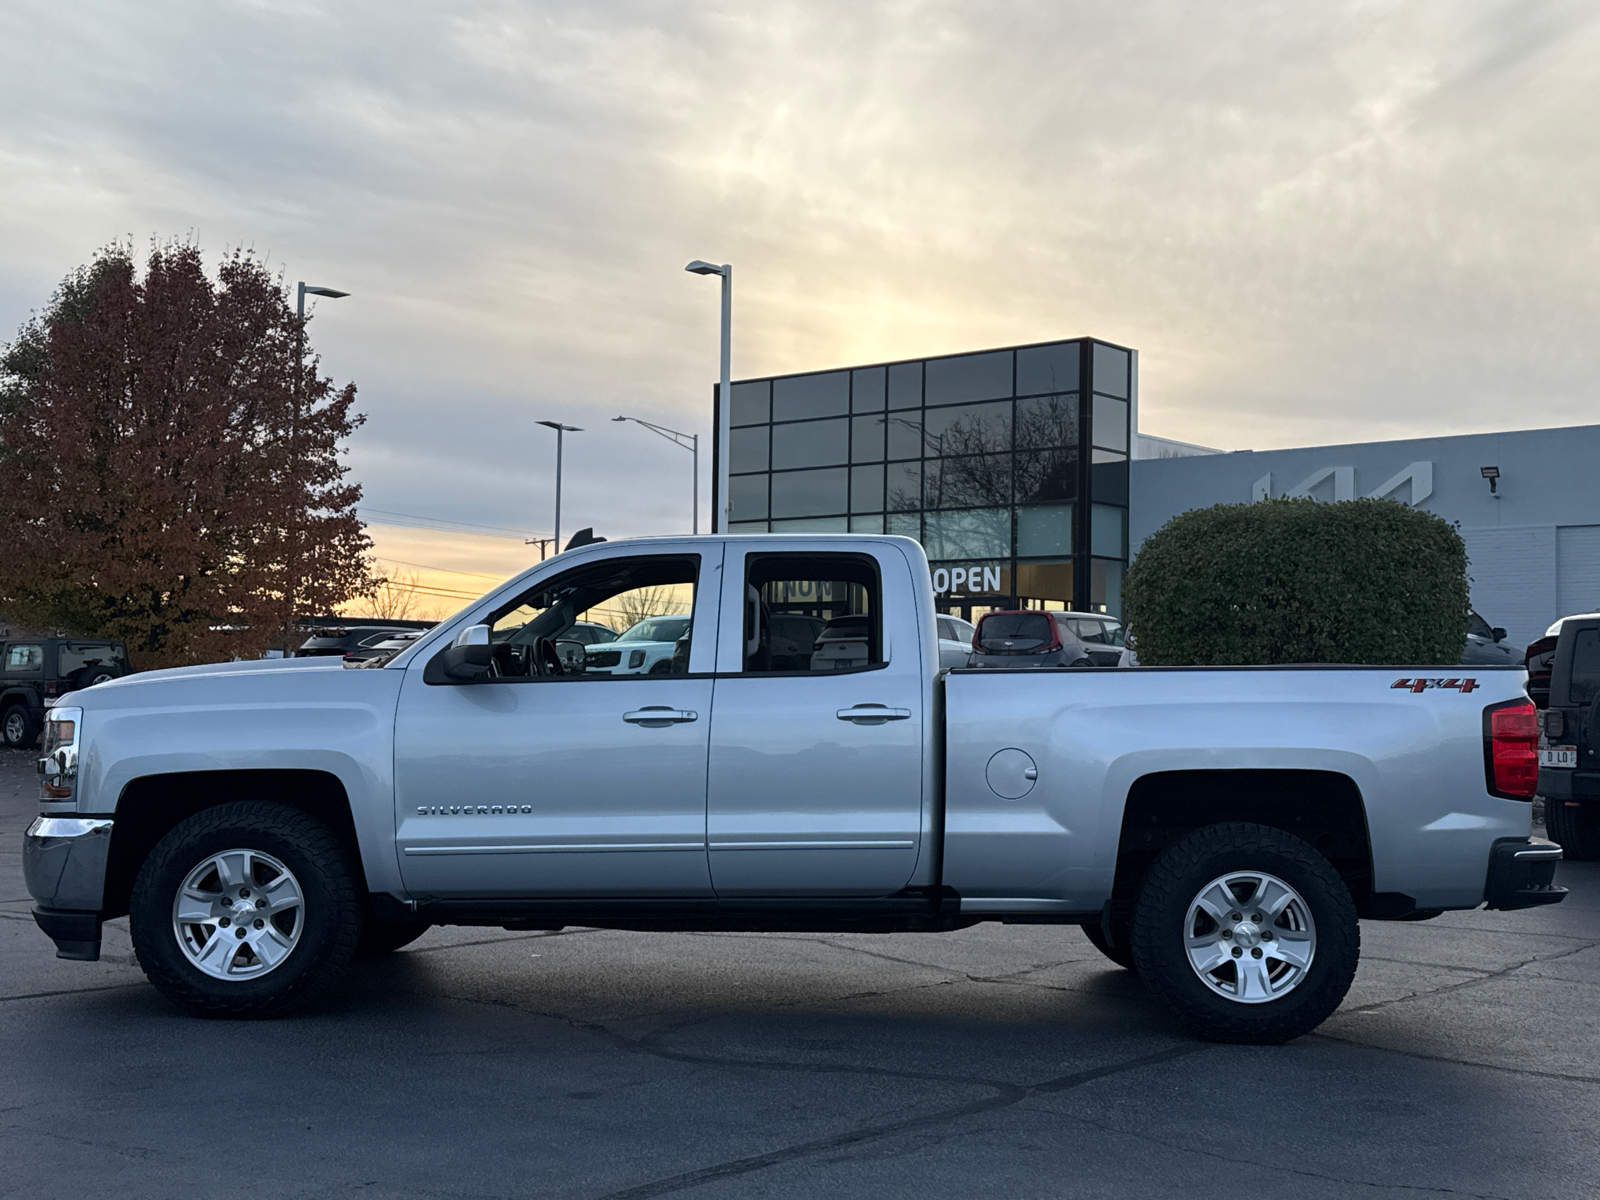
[628,650,646,669]
[39,706,82,802]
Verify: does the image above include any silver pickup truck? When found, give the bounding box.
[24,534,1566,1043]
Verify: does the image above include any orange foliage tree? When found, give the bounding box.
[0,243,376,666]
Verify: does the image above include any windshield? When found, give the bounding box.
[976,612,1054,652]
[617,616,691,644]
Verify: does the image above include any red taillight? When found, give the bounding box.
[1045,616,1064,653]
[1485,701,1538,798]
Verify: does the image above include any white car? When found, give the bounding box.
[936,615,976,669]
[584,615,691,675]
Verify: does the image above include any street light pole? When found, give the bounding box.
[685,261,731,532]
[536,421,581,549]
[288,281,349,653]
[611,416,699,535]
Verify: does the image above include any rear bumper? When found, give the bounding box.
[1484,836,1567,910]
[1539,767,1600,801]
[24,817,113,959]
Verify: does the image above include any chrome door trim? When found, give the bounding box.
[708,839,917,851]
[404,841,706,856]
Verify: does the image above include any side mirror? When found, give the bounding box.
[555,639,587,670]
[423,624,494,684]
[1492,627,1507,643]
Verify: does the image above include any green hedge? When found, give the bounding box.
[1122,498,1469,666]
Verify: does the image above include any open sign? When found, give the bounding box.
[931,565,1004,596]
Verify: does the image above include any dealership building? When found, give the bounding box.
[714,338,1600,644]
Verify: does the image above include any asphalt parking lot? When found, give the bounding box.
[2,747,1597,1200]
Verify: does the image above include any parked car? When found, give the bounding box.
[552,620,617,670]
[811,613,873,670]
[2,637,132,749]
[1526,612,1600,710]
[1461,610,1520,666]
[584,615,690,675]
[936,615,977,670]
[25,532,1564,1046]
[1537,611,1600,860]
[966,610,1124,669]
[1118,624,1139,668]
[297,624,431,659]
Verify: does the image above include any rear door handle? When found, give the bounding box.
[623,707,698,727]
[836,705,912,725]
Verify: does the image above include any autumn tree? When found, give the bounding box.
[0,242,376,666]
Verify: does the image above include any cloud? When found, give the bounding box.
[3,0,1598,569]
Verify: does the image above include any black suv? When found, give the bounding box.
[1538,613,1600,860]
[1,636,132,749]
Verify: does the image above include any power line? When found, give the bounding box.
[371,555,506,581]
[357,506,544,539]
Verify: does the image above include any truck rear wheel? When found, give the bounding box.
[129,802,361,1018]
[1545,799,1600,861]
[1130,822,1359,1044]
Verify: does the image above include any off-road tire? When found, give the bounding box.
[1082,920,1136,970]
[1545,798,1600,861]
[1130,822,1359,1044]
[355,918,432,958]
[3,704,38,750]
[130,802,361,1018]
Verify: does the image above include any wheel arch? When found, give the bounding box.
[103,770,366,920]
[1110,769,1379,925]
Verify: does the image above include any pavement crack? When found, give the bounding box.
[595,1043,1206,1200]
[1339,938,1599,1016]
[0,982,147,1003]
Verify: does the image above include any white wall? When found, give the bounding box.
[1130,424,1600,649]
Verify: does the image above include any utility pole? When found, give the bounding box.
[536,421,581,549]
[288,281,349,654]
[524,537,556,561]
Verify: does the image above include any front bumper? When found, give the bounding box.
[1484,836,1567,910]
[24,816,113,960]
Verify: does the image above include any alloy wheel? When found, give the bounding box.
[1182,870,1316,1004]
[171,848,305,980]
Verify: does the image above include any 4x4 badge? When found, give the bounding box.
[1391,677,1478,693]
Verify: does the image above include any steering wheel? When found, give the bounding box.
[533,637,565,678]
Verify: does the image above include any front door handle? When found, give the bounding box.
[623,706,698,727]
[836,704,912,725]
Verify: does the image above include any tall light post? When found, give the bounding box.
[537,421,581,549]
[685,260,731,532]
[288,282,349,653]
[612,416,699,534]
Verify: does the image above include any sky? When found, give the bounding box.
[4,0,1599,617]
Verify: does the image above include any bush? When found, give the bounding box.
[1123,498,1469,666]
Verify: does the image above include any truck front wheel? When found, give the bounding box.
[1130,822,1359,1044]
[129,802,361,1018]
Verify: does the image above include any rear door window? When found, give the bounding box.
[5,643,43,673]
[976,613,1054,653]
[1570,629,1600,704]
[743,554,882,673]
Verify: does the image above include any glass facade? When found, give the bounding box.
[717,338,1133,618]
